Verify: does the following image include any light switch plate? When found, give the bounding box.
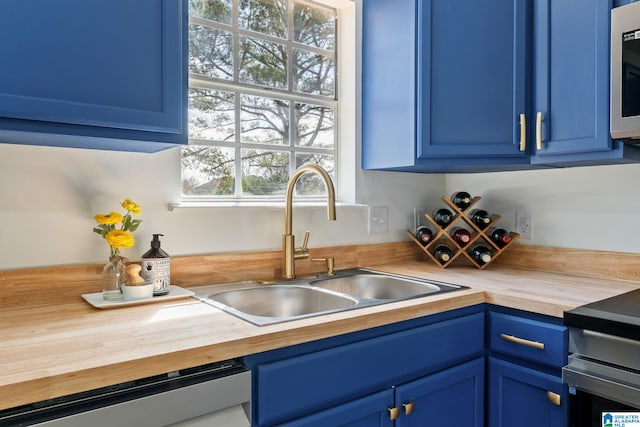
[368,206,388,234]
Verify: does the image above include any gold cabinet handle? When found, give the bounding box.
[403,402,415,415]
[547,391,561,406]
[388,407,400,421]
[500,333,545,350]
[536,111,543,150]
[519,113,526,151]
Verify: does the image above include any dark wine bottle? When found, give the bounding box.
[431,208,453,228]
[433,245,453,264]
[470,209,491,229]
[450,191,472,210]
[490,228,512,248]
[415,226,434,246]
[451,228,471,246]
[470,245,492,265]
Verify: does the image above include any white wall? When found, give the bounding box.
[446,164,640,254]
[3,141,640,270]
[0,143,444,270]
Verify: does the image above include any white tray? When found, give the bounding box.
[82,285,195,309]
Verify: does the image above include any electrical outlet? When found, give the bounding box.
[368,206,388,234]
[516,211,533,239]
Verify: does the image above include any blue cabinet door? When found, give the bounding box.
[361,0,418,170]
[396,358,485,427]
[418,0,529,160]
[251,313,484,426]
[0,0,187,152]
[278,389,395,427]
[531,0,614,164]
[362,0,532,172]
[488,357,567,427]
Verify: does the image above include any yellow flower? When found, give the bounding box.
[121,199,141,215]
[105,230,135,249]
[93,198,142,254]
[95,212,123,225]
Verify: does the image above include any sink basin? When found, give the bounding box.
[206,285,357,324]
[197,269,467,326]
[311,274,442,300]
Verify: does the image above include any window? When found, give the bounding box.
[183,0,338,201]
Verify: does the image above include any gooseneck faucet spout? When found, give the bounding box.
[282,164,336,279]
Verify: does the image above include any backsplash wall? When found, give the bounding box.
[0,143,444,270]
[446,164,640,254]
[2,142,640,271]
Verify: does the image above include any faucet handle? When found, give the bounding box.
[294,230,311,260]
[301,230,310,251]
[312,257,335,276]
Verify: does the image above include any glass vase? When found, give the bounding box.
[102,255,127,301]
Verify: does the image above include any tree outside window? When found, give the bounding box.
[183,0,337,199]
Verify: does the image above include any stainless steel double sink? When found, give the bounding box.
[196,269,466,326]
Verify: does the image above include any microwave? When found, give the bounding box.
[611,1,640,141]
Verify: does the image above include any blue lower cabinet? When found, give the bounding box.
[247,310,485,426]
[278,358,484,427]
[278,389,395,427]
[488,357,567,427]
[395,358,485,427]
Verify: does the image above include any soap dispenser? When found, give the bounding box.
[141,234,171,296]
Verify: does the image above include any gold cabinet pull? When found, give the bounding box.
[536,111,543,150]
[403,402,415,415]
[547,391,561,406]
[519,113,526,151]
[388,407,400,421]
[500,333,545,350]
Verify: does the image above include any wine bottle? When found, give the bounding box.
[433,245,453,264]
[490,228,512,248]
[470,245,492,265]
[432,208,453,228]
[450,191,472,210]
[451,228,471,246]
[470,209,491,229]
[415,226,434,246]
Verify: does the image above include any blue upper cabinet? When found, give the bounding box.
[362,0,531,173]
[418,0,529,162]
[529,0,640,166]
[362,0,640,173]
[0,0,187,152]
[361,0,418,170]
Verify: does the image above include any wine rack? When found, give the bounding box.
[407,196,520,270]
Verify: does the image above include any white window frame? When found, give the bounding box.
[179,0,356,207]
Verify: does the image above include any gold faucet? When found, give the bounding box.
[282,164,336,279]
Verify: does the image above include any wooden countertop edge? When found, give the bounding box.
[0,290,486,411]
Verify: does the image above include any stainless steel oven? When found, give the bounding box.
[563,289,640,427]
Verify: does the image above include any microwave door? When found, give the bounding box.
[622,31,640,119]
[611,3,640,140]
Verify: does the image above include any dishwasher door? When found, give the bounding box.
[0,360,251,427]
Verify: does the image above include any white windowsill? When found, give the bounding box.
[167,200,367,211]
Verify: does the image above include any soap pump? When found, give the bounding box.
[141,234,171,296]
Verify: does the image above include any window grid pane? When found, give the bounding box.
[184,0,337,199]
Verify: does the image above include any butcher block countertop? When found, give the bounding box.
[1,250,640,411]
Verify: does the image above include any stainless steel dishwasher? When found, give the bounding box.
[0,359,251,427]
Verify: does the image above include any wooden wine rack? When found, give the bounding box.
[407,196,520,270]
